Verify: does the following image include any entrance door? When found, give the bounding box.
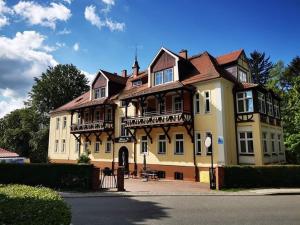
[118,147,129,173]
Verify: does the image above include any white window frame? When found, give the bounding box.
[238,131,254,155]
[174,133,184,155]
[157,134,167,154]
[61,139,66,153]
[195,132,202,155]
[238,70,247,83]
[258,91,266,114]
[204,91,211,113]
[95,142,100,153]
[236,91,253,113]
[271,133,276,154]
[154,68,174,86]
[56,117,60,129]
[266,93,273,116]
[194,92,200,114]
[173,96,183,113]
[54,140,59,152]
[94,87,106,99]
[140,135,148,154]
[105,140,112,153]
[262,132,268,154]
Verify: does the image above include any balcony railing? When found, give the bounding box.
[70,121,113,133]
[124,111,192,128]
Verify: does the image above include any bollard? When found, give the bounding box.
[117,166,125,192]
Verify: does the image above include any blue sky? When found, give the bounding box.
[0,0,300,117]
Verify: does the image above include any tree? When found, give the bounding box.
[29,64,89,116]
[267,61,286,95]
[248,50,273,85]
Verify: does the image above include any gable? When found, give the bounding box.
[151,51,176,72]
[92,73,107,89]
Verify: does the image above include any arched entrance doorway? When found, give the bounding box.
[118,146,129,173]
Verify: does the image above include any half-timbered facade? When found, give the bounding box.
[48,47,285,182]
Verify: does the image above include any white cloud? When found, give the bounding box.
[73,42,79,51]
[62,0,72,4]
[101,0,115,13]
[0,31,58,117]
[13,1,71,29]
[0,0,13,28]
[84,5,124,31]
[81,70,95,84]
[57,28,71,35]
[102,0,115,6]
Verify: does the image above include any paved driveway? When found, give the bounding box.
[66,195,300,225]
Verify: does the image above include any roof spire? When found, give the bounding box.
[132,45,140,77]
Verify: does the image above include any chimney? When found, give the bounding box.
[179,49,188,59]
[122,69,127,78]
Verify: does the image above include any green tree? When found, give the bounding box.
[29,64,89,116]
[267,61,286,95]
[249,50,273,85]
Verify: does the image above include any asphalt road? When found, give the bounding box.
[66,195,300,225]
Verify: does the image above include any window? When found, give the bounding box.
[154,68,173,86]
[95,142,100,153]
[158,135,166,154]
[271,133,276,154]
[95,111,100,122]
[75,141,80,153]
[204,91,211,113]
[94,87,106,99]
[54,140,59,152]
[238,131,254,154]
[77,113,81,124]
[105,108,112,121]
[106,140,112,153]
[262,132,268,154]
[158,99,166,113]
[266,93,273,116]
[174,172,183,180]
[195,132,201,155]
[120,117,128,137]
[175,134,184,154]
[274,100,280,118]
[61,139,66,153]
[194,93,200,114]
[278,134,282,153]
[141,136,148,154]
[236,91,253,113]
[206,132,212,155]
[132,80,142,86]
[84,112,89,124]
[84,142,89,153]
[63,116,67,129]
[56,117,60,129]
[238,70,247,82]
[173,96,182,113]
[258,92,266,114]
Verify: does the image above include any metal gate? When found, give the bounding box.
[99,168,117,189]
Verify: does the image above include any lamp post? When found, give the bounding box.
[205,134,216,190]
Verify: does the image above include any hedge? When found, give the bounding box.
[222,165,300,188]
[0,184,71,225]
[0,163,94,190]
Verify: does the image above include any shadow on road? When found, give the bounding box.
[65,193,170,225]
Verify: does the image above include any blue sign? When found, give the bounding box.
[218,136,224,144]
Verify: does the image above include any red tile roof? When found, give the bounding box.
[0,148,19,158]
[100,70,128,85]
[216,49,243,65]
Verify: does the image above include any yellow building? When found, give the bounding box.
[48,47,285,182]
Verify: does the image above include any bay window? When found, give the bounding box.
[238,70,247,83]
[236,91,253,113]
[266,93,273,116]
[258,92,266,114]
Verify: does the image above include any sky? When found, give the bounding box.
[0,0,300,118]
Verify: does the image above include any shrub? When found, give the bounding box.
[77,152,91,164]
[0,184,71,225]
[222,165,300,188]
[0,163,94,190]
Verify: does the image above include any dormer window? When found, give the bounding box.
[154,68,173,86]
[238,70,247,83]
[94,87,106,99]
[132,79,142,87]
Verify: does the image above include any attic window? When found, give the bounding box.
[132,79,142,87]
[154,68,173,86]
[94,87,106,99]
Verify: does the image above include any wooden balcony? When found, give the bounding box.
[70,121,113,133]
[124,111,192,128]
